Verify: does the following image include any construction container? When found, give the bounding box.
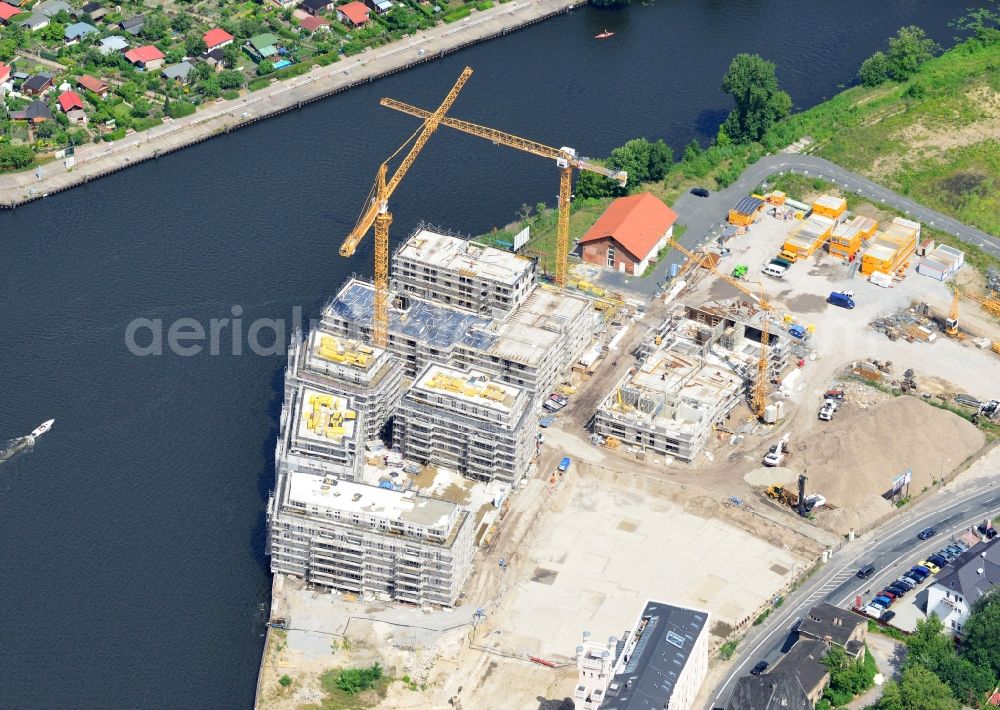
[783,215,834,258]
[916,238,935,257]
[812,195,847,220]
[917,244,965,281]
[860,217,919,276]
[766,191,786,205]
[728,196,765,227]
[830,214,878,261]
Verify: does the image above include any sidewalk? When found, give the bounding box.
[0,0,578,208]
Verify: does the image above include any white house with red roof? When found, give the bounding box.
[57,89,84,112]
[579,192,678,275]
[124,44,165,70]
[203,27,234,51]
[0,61,12,93]
[336,1,369,26]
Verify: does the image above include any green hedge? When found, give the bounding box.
[443,7,471,23]
[248,78,269,92]
[166,100,197,119]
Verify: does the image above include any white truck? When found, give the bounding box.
[818,399,839,421]
[763,433,790,467]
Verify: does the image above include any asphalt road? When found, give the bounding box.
[708,477,1000,709]
[618,153,1000,299]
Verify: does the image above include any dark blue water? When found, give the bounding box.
[0,2,984,707]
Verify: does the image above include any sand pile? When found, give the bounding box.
[789,396,984,534]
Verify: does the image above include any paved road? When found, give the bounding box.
[606,153,1000,299]
[708,476,1000,709]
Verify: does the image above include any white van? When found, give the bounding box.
[761,263,787,279]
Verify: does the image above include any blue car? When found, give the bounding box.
[918,527,936,540]
[874,595,894,607]
[828,291,856,309]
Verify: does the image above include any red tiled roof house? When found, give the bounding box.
[300,15,330,32]
[336,1,369,27]
[0,61,11,90]
[578,192,678,276]
[0,2,21,23]
[58,89,84,112]
[124,44,165,70]
[203,28,234,51]
[77,74,109,98]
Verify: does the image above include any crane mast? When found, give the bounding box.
[339,67,473,347]
[378,97,627,287]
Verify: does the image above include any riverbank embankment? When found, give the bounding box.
[0,0,578,209]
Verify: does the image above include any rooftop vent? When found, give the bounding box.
[665,631,685,648]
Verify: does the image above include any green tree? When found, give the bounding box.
[720,53,792,144]
[934,655,995,706]
[141,13,169,41]
[962,589,1000,677]
[218,70,244,90]
[904,614,955,670]
[43,21,67,43]
[197,76,221,99]
[876,666,959,710]
[858,50,892,86]
[607,138,673,186]
[0,38,17,61]
[256,60,274,76]
[185,35,208,57]
[886,25,939,80]
[171,13,193,33]
[335,663,382,694]
[574,169,618,199]
[0,144,35,171]
[222,43,240,67]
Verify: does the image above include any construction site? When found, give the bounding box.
[256,67,1000,710]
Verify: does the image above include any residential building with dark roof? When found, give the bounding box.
[22,72,53,95]
[572,600,709,710]
[64,20,98,43]
[298,0,332,15]
[19,13,50,31]
[926,539,1000,635]
[767,638,830,706]
[725,673,813,710]
[79,2,107,21]
[35,0,70,17]
[797,603,867,659]
[11,99,54,123]
[119,13,145,35]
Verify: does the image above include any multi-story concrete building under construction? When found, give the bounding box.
[394,364,534,485]
[593,302,790,462]
[267,472,476,606]
[391,226,536,319]
[284,328,404,441]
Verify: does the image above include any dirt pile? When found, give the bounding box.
[789,396,984,534]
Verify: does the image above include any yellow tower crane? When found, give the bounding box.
[378,97,628,288]
[665,239,776,419]
[946,288,960,338]
[339,67,473,347]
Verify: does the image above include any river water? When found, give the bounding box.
[0,2,983,707]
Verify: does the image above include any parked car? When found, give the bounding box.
[893,578,915,591]
[751,661,769,675]
[819,400,838,421]
[770,257,793,269]
[937,548,959,561]
[558,457,572,473]
[690,187,710,198]
[879,590,897,602]
[907,566,929,581]
[828,291,856,309]
[977,524,998,539]
[869,598,888,610]
[902,574,923,588]
[873,595,894,608]
[549,393,568,405]
[824,388,846,401]
[788,324,807,339]
[927,554,949,569]
[918,560,941,574]
[918,527,936,540]
[944,544,966,556]
[911,565,933,578]
[880,610,896,623]
[886,584,908,597]
[952,541,970,552]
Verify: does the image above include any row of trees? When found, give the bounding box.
[874,592,1000,709]
[574,52,791,198]
[858,26,940,87]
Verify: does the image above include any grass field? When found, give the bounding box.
[769,35,1000,236]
